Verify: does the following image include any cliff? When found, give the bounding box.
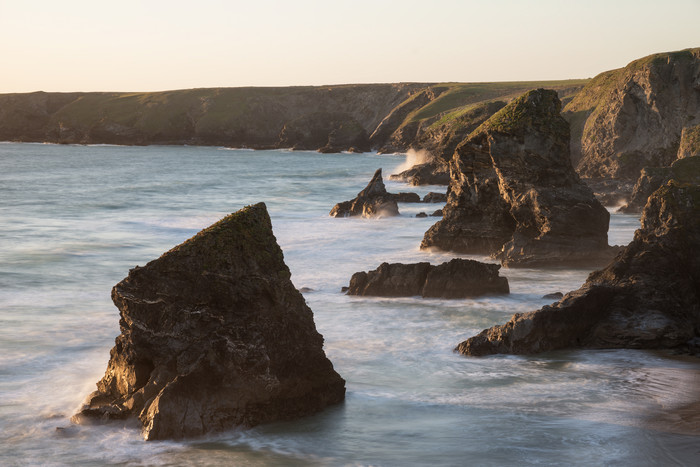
[564,48,700,180]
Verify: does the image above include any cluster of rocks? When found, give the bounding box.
[345,259,509,298]
[74,203,345,440]
[421,89,617,267]
[458,181,700,356]
[329,169,446,218]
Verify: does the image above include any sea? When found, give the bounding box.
[1,142,699,466]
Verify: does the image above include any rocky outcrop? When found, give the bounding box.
[346,258,509,298]
[564,48,700,180]
[457,181,700,356]
[74,203,345,440]
[389,159,451,186]
[422,89,614,267]
[330,169,400,218]
[620,156,700,213]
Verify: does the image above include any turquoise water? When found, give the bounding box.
[0,143,698,466]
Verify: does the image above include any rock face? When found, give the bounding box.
[457,181,700,356]
[389,159,451,186]
[330,169,400,218]
[564,48,700,180]
[346,258,509,298]
[422,89,614,267]
[620,156,700,213]
[74,203,345,440]
[278,112,370,152]
[678,123,700,159]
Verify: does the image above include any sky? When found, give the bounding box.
[0,0,698,93]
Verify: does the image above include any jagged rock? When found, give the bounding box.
[423,192,447,203]
[330,169,399,218]
[457,181,700,356]
[678,124,700,159]
[346,258,509,298]
[416,212,428,218]
[619,156,700,213]
[564,48,700,180]
[422,89,615,267]
[430,209,443,217]
[73,203,345,440]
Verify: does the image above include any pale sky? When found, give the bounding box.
[0,0,698,93]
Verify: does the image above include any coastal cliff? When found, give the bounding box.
[564,48,700,180]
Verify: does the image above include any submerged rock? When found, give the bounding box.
[74,203,345,440]
[346,258,509,298]
[422,89,615,268]
[330,169,399,218]
[457,181,700,356]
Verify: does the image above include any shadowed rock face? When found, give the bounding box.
[422,89,614,267]
[330,169,400,218]
[346,258,509,298]
[74,203,345,440]
[457,181,700,356]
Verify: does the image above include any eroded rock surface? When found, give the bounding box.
[74,203,345,440]
[346,258,509,298]
[457,181,700,356]
[422,89,614,267]
[565,48,700,179]
[330,169,400,218]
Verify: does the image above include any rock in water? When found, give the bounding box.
[421,89,615,267]
[346,258,509,298]
[330,168,399,217]
[74,203,345,440]
[457,181,700,356]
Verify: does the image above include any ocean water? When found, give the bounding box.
[0,142,698,466]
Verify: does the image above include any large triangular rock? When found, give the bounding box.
[457,181,700,356]
[74,203,345,440]
[422,89,615,267]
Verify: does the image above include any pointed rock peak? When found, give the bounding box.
[470,88,566,138]
[357,168,388,198]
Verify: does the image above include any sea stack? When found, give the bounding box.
[457,180,700,356]
[330,168,399,217]
[74,203,345,440]
[421,89,614,267]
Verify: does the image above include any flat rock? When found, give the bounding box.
[346,258,509,298]
[74,203,345,440]
[457,181,700,356]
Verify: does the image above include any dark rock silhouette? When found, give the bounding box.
[457,181,700,356]
[346,258,509,298]
[422,89,615,267]
[74,203,345,440]
[330,169,400,218]
[423,192,448,203]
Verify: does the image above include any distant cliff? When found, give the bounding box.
[564,48,700,180]
[0,81,586,152]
